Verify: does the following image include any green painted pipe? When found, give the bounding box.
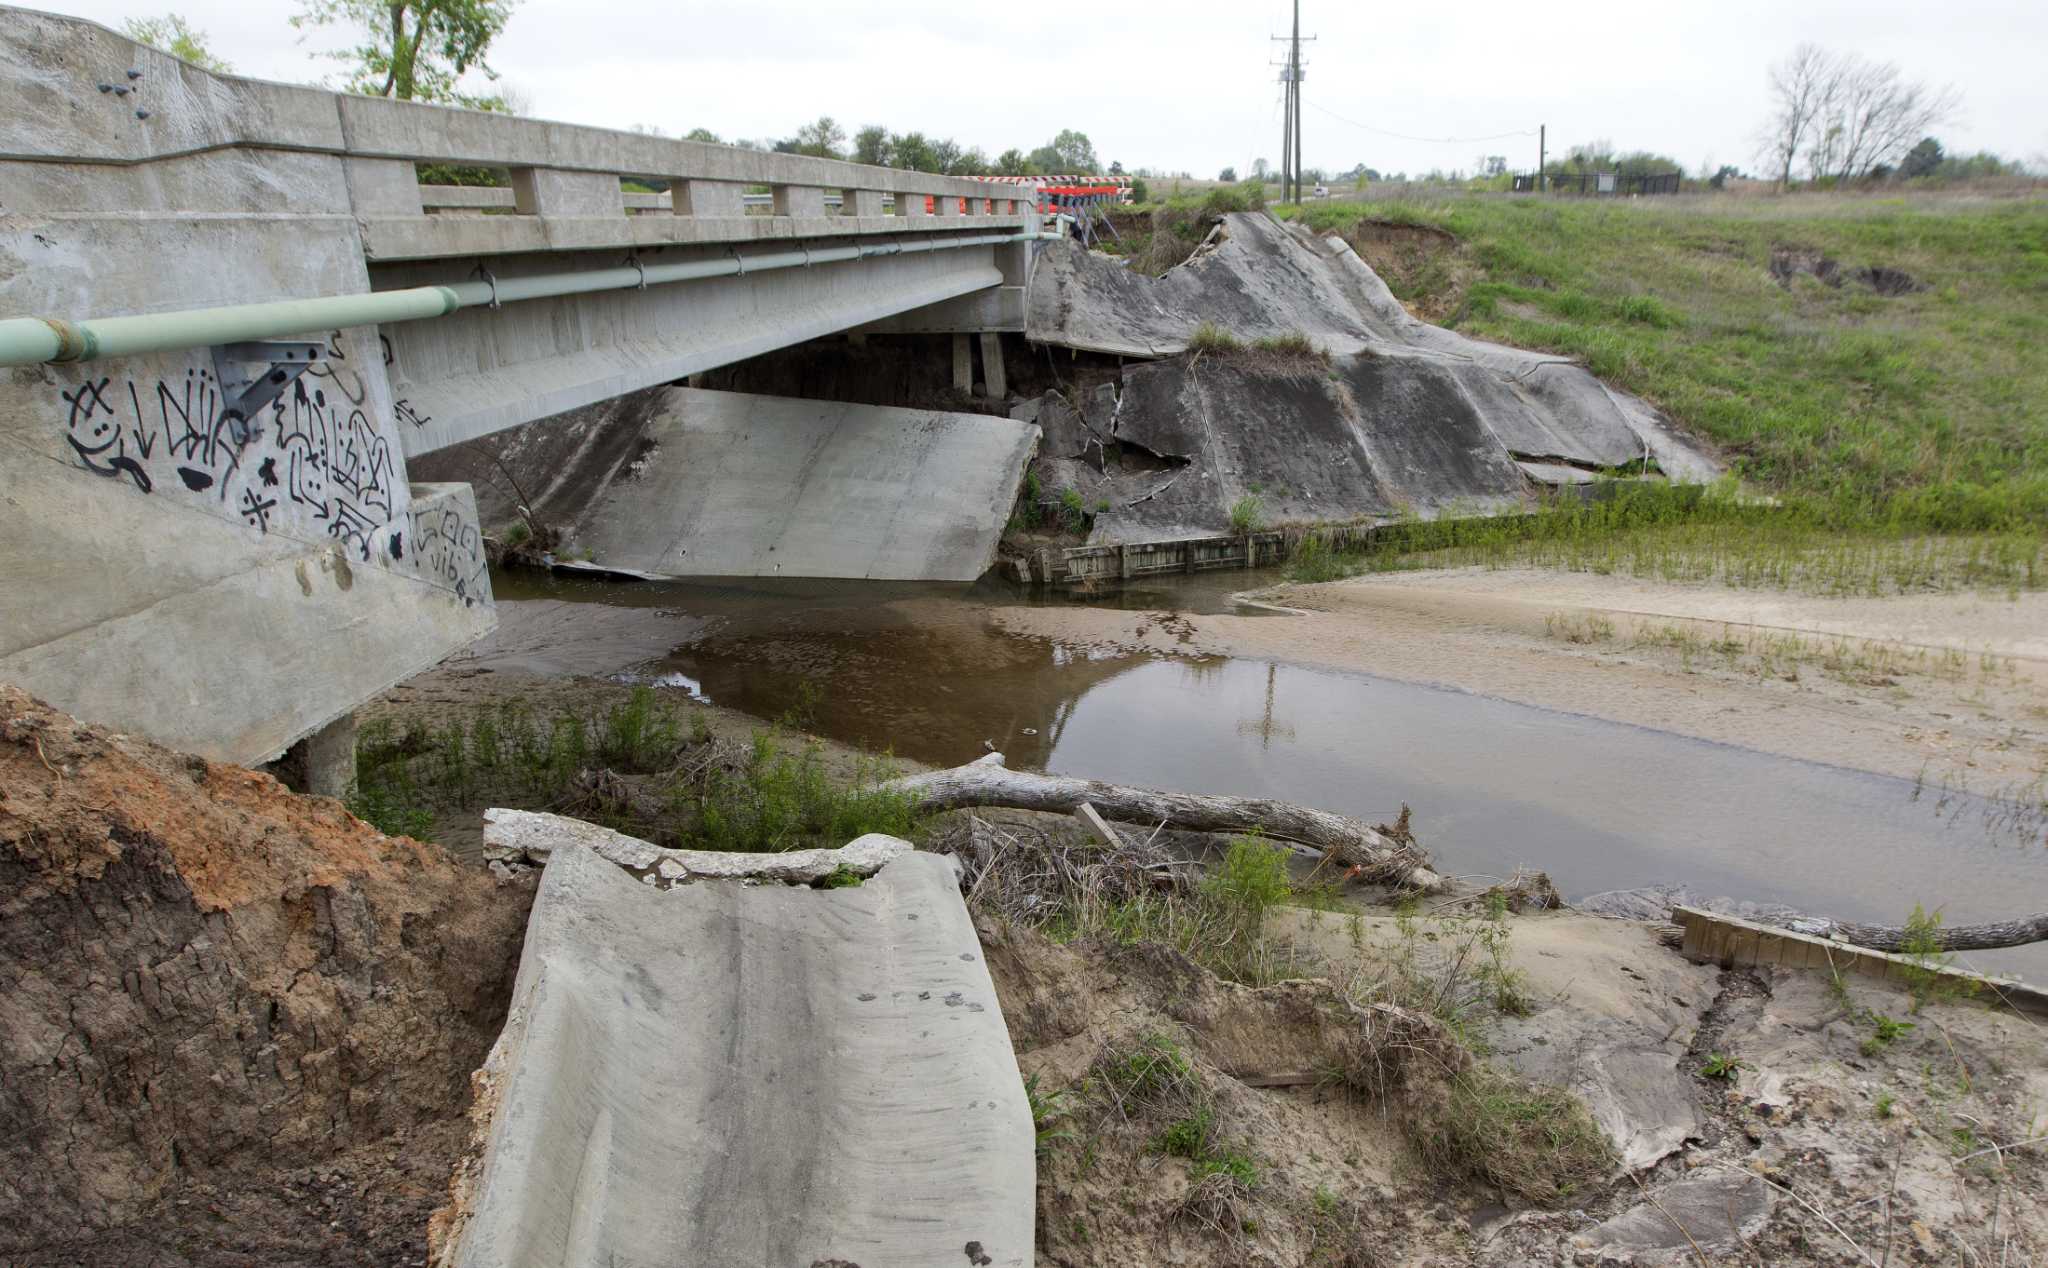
[0,229,1040,370]
[0,288,461,366]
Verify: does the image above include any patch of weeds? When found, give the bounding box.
[1898,903,1975,1010]
[1159,1103,1217,1159]
[595,686,685,771]
[690,736,922,853]
[1411,1065,1612,1203]
[1700,1052,1745,1081]
[1024,1073,1073,1157]
[1228,493,1265,535]
[1095,1032,1197,1113]
[815,866,864,889]
[1874,1090,1896,1119]
[1187,321,1243,353]
[1861,1013,1915,1057]
[1543,611,1616,644]
[344,777,435,840]
[1189,1149,1260,1186]
[1288,529,1355,583]
[1058,486,1089,534]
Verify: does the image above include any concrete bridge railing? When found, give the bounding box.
[0,5,1038,773]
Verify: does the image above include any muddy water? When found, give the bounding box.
[485,568,2048,975]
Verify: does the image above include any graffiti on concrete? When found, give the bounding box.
[60,360,400,561]
[405,499,489,607]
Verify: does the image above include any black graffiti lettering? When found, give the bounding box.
[55,360,399,560]
[393,398,432,430]
[239,488,276,531]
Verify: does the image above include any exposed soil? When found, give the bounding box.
[0,686,535,1264]
[1769,247,1925,295]
[1336,220,1474,323]
[988,899,2048,1266]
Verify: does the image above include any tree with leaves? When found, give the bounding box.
[852,125,892,166]
[791,116,846,159]
[123,13,231,71]
[994,148,1031,176]
[292,0,515,105]
[1899,137,1943,180]
[1217,165,1237,182]
[892,131,937,173]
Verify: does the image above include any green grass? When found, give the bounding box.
[1279,193,2048,524]
[1276,478,2043,596]
[352,692,923,853]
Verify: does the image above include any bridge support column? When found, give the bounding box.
[979,333,1007,399]
[280,713,357,799]
[953,333,973,394]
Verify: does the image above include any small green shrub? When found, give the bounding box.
[1700,1053,1745,1081]
[1228,494,1265,535]
[1201,831,1292,930]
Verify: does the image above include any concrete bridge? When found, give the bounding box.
[0,6,1040,777]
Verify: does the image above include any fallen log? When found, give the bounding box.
[1762,910,2048,954]
[885,754,1444,891]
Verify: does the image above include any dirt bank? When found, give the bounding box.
[987,896,2048,1266]
[0,686,534,1265]
[989,566,2048,795]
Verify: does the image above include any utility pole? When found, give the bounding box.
[1538,124,1546,193]
[1270,3,1313,204]
[1291,0,1302,204]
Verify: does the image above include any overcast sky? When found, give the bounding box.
[43,0,2048,178]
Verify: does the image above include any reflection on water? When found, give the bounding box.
[488,566,2048,976]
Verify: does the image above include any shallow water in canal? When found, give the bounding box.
[486,567,2048,977]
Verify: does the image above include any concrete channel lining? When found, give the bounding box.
[441,820,1035,1268]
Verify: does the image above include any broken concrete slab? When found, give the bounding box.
[482,806,913,883]
[1025,212,1719,526]
[558,387,1037,582]
[438,834,1034,1268]
[1580,1172,1771,1254]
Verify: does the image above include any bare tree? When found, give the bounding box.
[1825,59,1960,181]
[1761,44,1960,187]
[1760,43,1835,190]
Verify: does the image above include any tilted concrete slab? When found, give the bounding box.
[569,388,1039,582]
[437,824,1034,1268]
[1026,213,1718,492]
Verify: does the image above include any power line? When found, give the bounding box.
[1308,100,1539,145]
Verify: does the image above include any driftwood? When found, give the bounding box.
[1762,910,2048,954]
[885,754,1444,891]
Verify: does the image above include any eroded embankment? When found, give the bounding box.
[0,685,534,1265]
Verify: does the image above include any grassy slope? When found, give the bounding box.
[1280,194,2048,525]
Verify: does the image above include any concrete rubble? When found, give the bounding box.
[435,812,1035,1268]
[1022,213,1720,541]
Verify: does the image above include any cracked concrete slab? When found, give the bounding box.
[1024,213,1719,539]
[440,832,1034,1268]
